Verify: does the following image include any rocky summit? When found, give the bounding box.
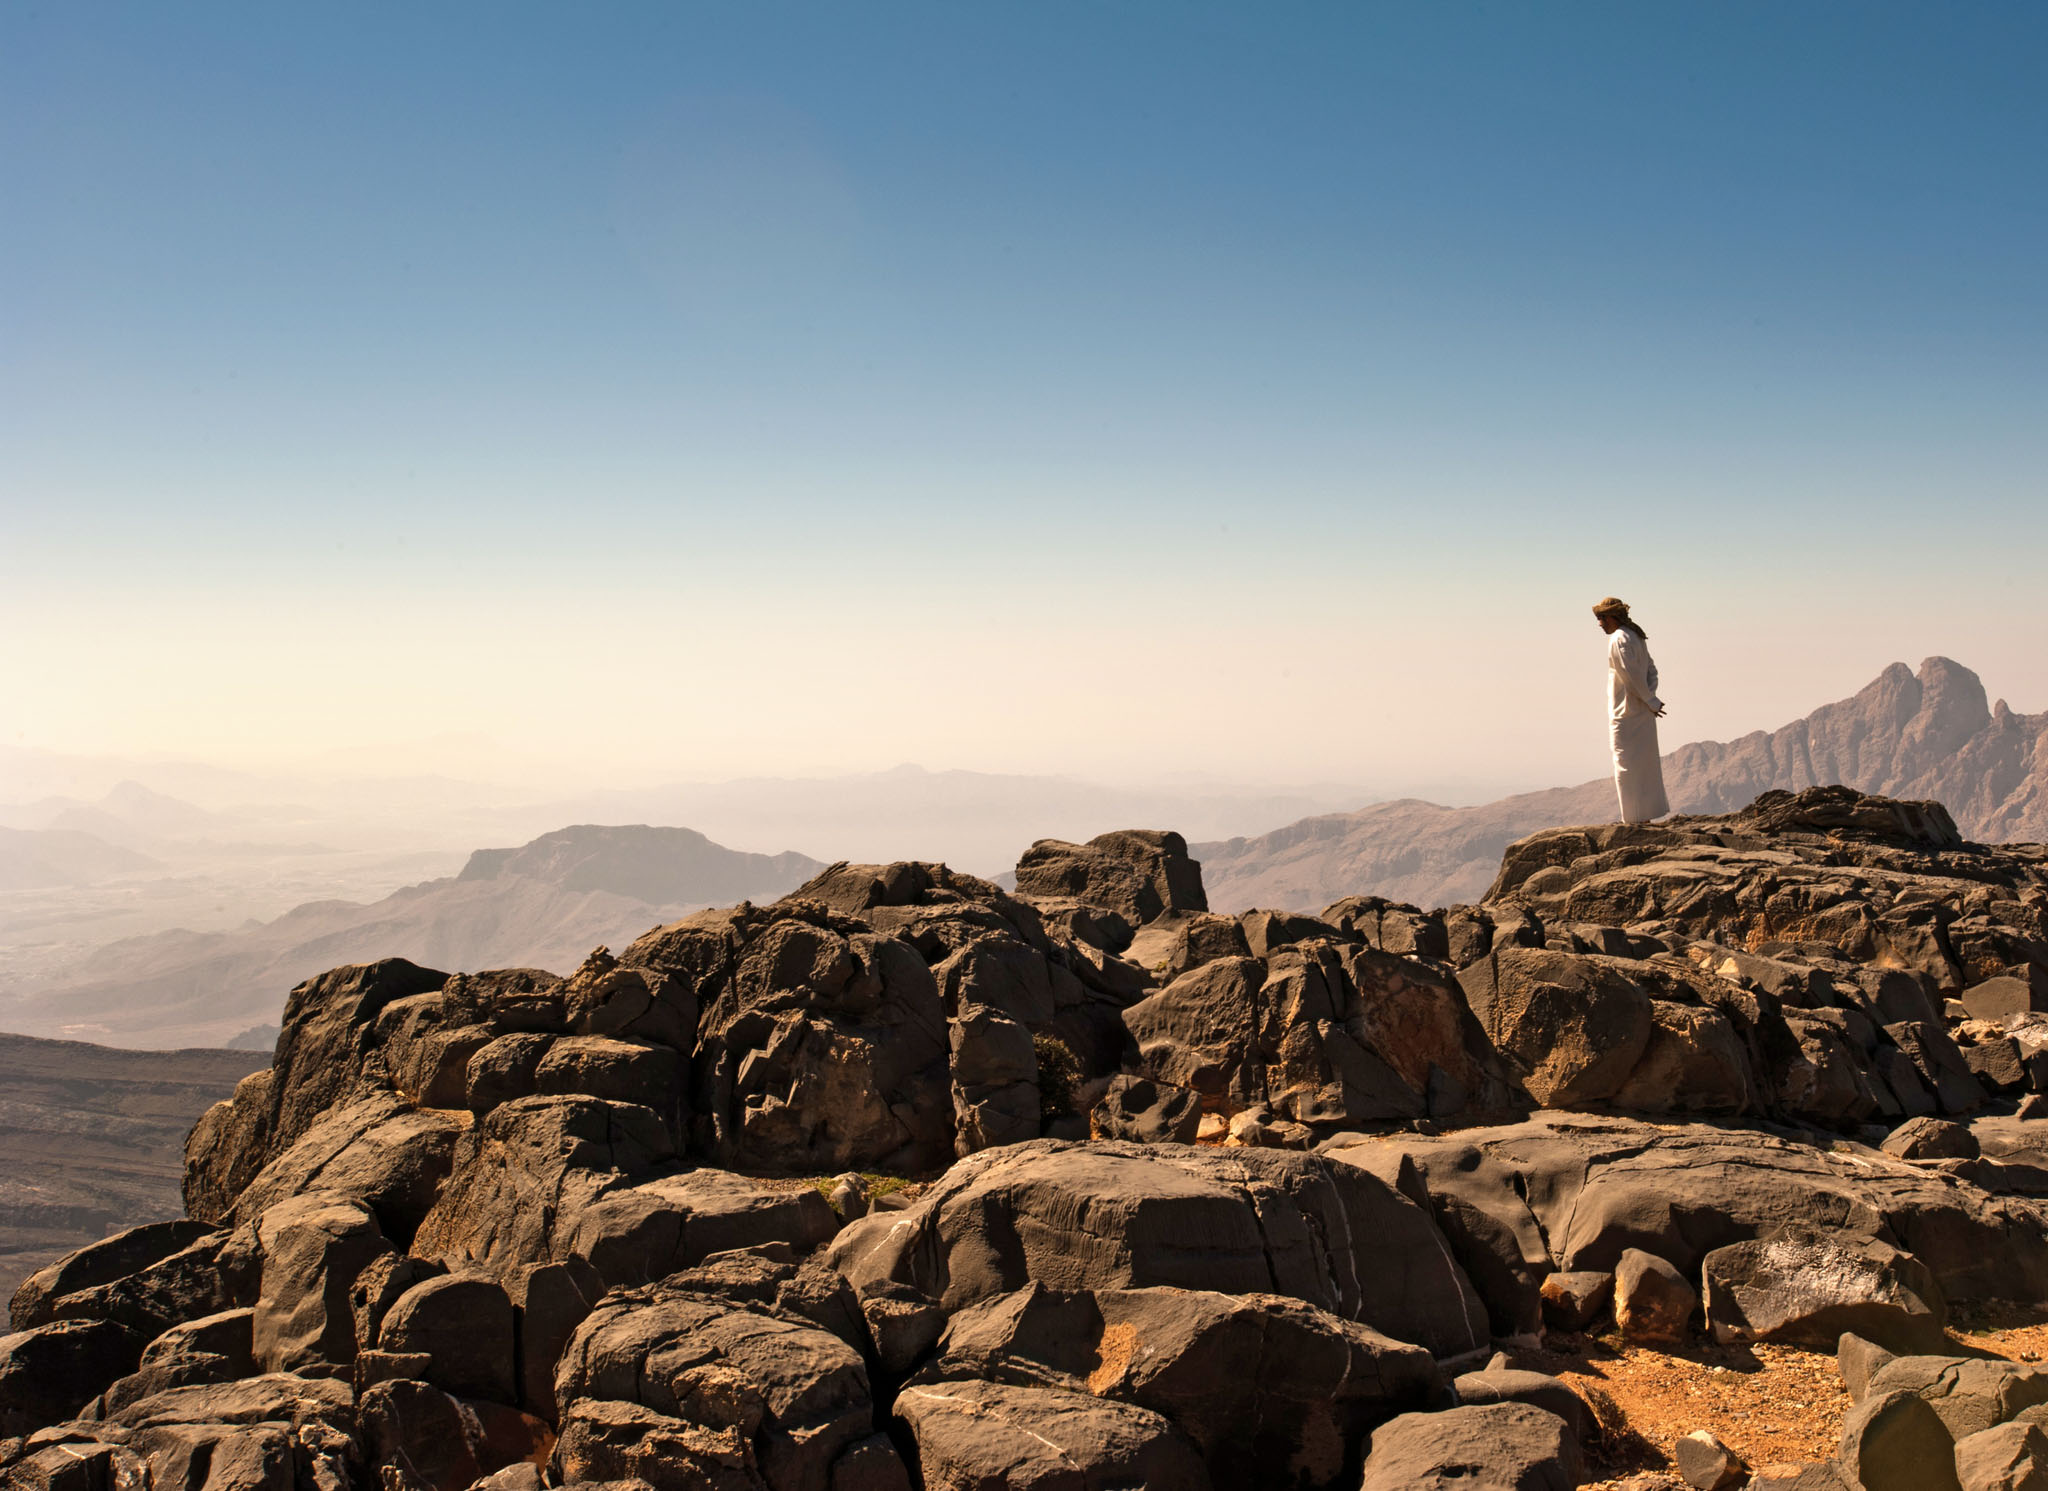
[5,792,2048,1490]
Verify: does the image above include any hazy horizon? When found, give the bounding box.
[7,5,2045,796]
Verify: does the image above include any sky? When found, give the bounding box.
[5,1,2044,801]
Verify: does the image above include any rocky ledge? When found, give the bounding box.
[4,792,2048,1490]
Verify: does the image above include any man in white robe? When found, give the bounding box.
[1594,596,1670,823]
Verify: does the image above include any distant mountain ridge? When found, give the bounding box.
[459,823,820,904]
[0,828,162,891]
[1195,657,2048,913]
[2,825,825,1049]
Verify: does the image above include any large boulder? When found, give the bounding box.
[8,1221,253,1344]
[667,904,953,1173]
[1357,1401,1581,1490]
[0,1319,143,1435]
[227,1092,465,1240]
[895,1377,1210,1490]
[1702,1228,1947,1353]
[410,1094,834,1289]
[1126,941,1502,1128]
[924,1282,1441,1488]
[184,958,451,1222]
[250,1191,393,1375]
[376,1273,517,1405]
[1456,946,1653,1107]
[554,1271,901,1491]
[1014,830,1207,925]
[825,1139,1490,1361]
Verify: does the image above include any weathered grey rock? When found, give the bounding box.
[1242,908,1344,960]
[228,1092,464,1239]
[9,1220,218,1332]
[93,1371,358,1491]
[560,1169,838,1292]
[1702,1229,1946,1353]
[251,1191,392,1374]
[1954,1418,2048,1491]
[1337,1112,2048,1310]
[1128,940,1495,1130]
[950,1002,1039,1156]
[1332,1139,1550,1339]
[505,1259,603,1420]
[1323,896,1451,961]
[1614,1248,1695,1346]
[1964,977,2047,1024]
[1456,946,1653,1106]
[1539,1271,1613,1332]
[556,1275,895,1491]
[1841,1386,1963,1491]
[0,1320,142,1436]
[557,946,697,1050]
[142,1308,255,1377]
[1839,1333,1899,1403]
[1164,912,1254,978]
[440,966,568,1032]
[1609,1000,1752,1115]
[1089,1074,1201,1144]
[377,1272,516,1405]
[1122,955,1263,1102]
[9,1225,253,1349]
[465,1031,555,1113]
[1886,1117,1982,1161]
[895,1378,1211,1491]
[1674,1428,1745,1490]
[929,1282,1441,1487]
[857,1279,946,1381]
[358,1377,488,1491]
[183,957,450,1222]
[1452,1368,1589,1441]
[679,905,954,1173]
[1358,1401,1581,1490]
[95,1304,259,1418]
[1014,830,1207,925]
[1867,1355,2048,1441]
[409,1094,680,1276]
[533,1035,686,1144]
[825,1139,1490,1361]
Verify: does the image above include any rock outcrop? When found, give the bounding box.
[6,787,2048,1491]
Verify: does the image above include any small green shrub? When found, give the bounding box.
[1034,1033,1081,1127]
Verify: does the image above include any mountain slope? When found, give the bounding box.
[1196,657,2048,913]
[3,825,825,1049]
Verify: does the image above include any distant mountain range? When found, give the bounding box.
[0,828,162,891]
[1195,657,2048,913]
[1,825,824,1049]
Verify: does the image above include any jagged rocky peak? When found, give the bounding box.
[6,790,2048,1490]
[1197,656,2048,913]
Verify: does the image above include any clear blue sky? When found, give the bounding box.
[5,3,2044,792]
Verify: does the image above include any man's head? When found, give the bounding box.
[1592,596,1629,634]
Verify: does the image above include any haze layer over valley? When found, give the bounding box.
[0,765,1371,1046]
[7,657,2043,1050]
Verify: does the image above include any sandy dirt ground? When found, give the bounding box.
[1556,1303,2048,1487]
